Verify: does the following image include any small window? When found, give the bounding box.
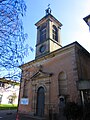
[52,25,58,41]
[23,80,28,98]
[0,82,5,88]
[23,87,28,98]
[8,98,13,104]
[0,94,3,104]
[7,95,13,104]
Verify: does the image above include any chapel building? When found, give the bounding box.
[18,7,90,119]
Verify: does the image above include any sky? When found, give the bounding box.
[23,0,90,63]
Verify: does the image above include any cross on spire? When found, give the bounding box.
[48,4,50,8]
[45,4,52,15]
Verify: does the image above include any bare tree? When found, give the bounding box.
[0,0,31,81]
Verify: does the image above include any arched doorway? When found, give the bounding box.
[36,87,45,116]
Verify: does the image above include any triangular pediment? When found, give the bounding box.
[31,70,53,80]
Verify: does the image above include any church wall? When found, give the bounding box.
[42,47,79,105]
[18,44,82,115]
[75,46,90,80]
[18,43,90,117]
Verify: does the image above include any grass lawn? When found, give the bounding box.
[0,104,18,110]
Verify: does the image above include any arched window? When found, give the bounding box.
[58,71,67,96]
[40,24,47,42]
[52,25,58,41]
[23,80,28,98]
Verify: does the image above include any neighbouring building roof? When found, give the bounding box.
[0,78,20,85]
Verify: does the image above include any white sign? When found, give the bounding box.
[20,98,29,105]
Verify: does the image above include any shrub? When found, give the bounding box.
[64,102,83,120]
[0,104,17,110]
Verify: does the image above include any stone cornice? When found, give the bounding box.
[20,41,90,70]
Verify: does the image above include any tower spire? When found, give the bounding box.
[45,4,52,15]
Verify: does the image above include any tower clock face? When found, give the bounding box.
[39,45,46,53]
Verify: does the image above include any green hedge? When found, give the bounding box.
[0,104,18,110]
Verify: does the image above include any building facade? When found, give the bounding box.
[18,7,90,119]
[0,78,19,105]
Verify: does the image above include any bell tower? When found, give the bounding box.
[35,6,62,59]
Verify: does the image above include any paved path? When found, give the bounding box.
[0,110,17,120]
[0,110,67,120]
